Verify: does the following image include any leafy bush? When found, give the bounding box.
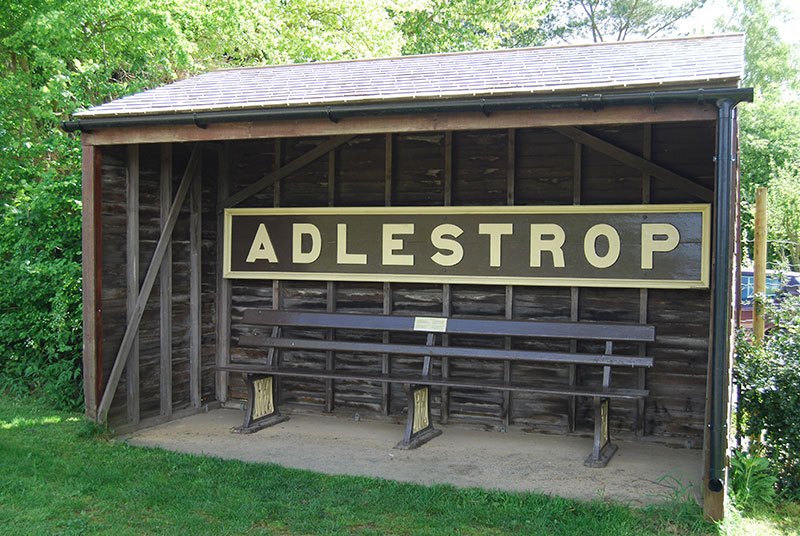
[729,450,778,509]
[0,140,83,410]
[734,294,800,497]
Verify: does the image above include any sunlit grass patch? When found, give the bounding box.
[0,393,796,535]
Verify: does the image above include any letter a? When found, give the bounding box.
[246,223,278,263]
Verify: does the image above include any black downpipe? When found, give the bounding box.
[61,87,754,133]
[708,98,734,493]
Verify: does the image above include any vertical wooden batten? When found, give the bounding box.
[503,128,516,430]
[638,124,652,436]
[126,144,140,425]
[382,133,393,416]
[215,143,231,403]
[161,143,174,415]
[189,148,203,409]
[568,141,582,433]
[440,131,453,424]
[81,144,102,420]
[326,148,337,413]
[272,140,283,404]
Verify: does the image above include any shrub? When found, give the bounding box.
[0,147,83,410]
[734,294,800,497]
[729,450,778,509]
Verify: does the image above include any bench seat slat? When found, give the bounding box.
[242,309,655,342]
[238,335,655,368]
[218,363,649,400]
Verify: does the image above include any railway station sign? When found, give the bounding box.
[224,205,710,289]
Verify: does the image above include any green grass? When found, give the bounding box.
[0,394,790,536]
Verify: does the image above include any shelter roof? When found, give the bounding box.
[75,34,745,119]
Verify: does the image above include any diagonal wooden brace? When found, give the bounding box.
[221,134,355,209]
[96,144,202,423]
[551,126,713,202]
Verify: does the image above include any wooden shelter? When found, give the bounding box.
[65,34,751,519]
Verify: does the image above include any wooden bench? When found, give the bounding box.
[219,309,655,467]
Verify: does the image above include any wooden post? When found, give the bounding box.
[215,143,231,403]
[503,128,515,430]
[568,141,581,433]
[189,149,202,409]
[326,149,337,413]
[272,140,283,405]
[382,133,393,416]
[441,131,452,424]
[126,144,140,425]
[638,124,652,436]
[753,187,768,343]
[81,144,102,421]
[161,144,174,415]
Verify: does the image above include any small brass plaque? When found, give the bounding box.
[412,387,430,434]
[414,317,448,332]
[253,377,274,420]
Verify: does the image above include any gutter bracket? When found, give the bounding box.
[326,107,339,123]
[697,88,706,106]
[581,94,603,111]
[192,113,207,129]
[480,99,491,117]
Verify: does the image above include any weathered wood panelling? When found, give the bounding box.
[102,144,221,427]
[99,122,715,445]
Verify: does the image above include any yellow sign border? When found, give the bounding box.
[223,204,711,289]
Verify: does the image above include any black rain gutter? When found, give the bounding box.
[708,97,738,494]
[61,87,753,132]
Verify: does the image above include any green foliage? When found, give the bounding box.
[766,163,800,269]
[734,295,800,497]
[716,0,800,267]
[543,0,706,43]
[737,98,800,265]
[390,0,548,55]
[729,450,778,509]
[717,0,799,96]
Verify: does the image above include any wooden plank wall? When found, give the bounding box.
[100,121,715,446]
[100,144,218,426]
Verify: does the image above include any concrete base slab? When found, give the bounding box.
[124,408,703,506]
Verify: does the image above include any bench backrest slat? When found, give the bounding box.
[238,335,655,367]
[242,309,655,342]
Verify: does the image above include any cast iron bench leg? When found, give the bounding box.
[395,384,442,449]
[585,396,617,467]
[232,373,290,434]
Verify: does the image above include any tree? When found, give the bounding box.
[767,164,800,270]
[388,0,549,55]
[714,0,800,265]
[716,0,799,95]
[0,0,405,409]
[542,0,707,43]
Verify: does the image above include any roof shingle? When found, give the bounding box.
[75,34,745,119]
